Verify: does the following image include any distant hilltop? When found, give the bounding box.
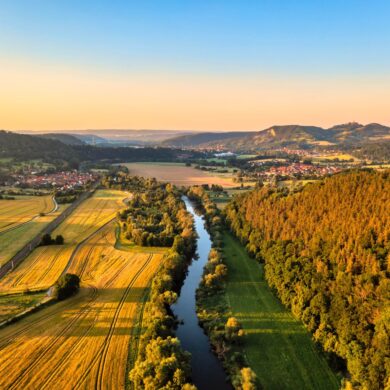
[8,122,390,152]
[161,122,390,151]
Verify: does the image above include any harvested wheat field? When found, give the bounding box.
[0,201,67,267]
[0,220,165,389]
[122,162,237,188]
[0,195,55,233]
[52,189,127,243]
[0,189,127,294]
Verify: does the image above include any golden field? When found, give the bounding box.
[0,220,164,389]
[0,200,67,267]
[0,195,55,233]
[0,189,127,294]
[122,162,238,188]
[52,189,127,243]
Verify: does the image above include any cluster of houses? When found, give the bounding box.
[260,163,341,178]
[12,170,99,190]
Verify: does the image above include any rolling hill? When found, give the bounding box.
[161,131,253,148]
[162,122,390,151]
[0,131,202,167]
[36,133,85,145]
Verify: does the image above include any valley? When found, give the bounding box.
[2,3,389,388]
[0,132,388,389]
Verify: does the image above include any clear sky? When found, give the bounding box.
[1,0,389,131]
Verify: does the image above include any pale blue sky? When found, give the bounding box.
[1,1,389,75]
[1,1,389,130]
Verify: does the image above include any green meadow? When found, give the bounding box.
[222,232,340,390]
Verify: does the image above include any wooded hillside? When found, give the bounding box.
[0,131,201,167]
[225,170,390,389]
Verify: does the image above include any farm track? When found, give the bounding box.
[37,255,133,390]
[0,288,95,350]
[60,217,116,277]
[0,190,164,390]
[0,188,97,277]
[6,285,99,390]
[74,255,153,389]
[0,244,131,350]
[93,254,153,390]
[0,196,56,235]
[0,190,123,289]
[0,252,157,389]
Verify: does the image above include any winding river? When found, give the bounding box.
[171,197,231,390]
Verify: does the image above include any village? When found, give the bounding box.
[258,162,341,178]
[9,170,99,190]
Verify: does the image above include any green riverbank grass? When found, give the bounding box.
[222,232,340,390]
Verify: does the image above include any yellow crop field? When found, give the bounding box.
[0,189,128,293]
[0,219,165,389]
[0,245,75,294]
[52,189,127,243]
[0,203,68,267]
[0,195,55,233]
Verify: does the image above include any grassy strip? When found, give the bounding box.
[221,232,340,390]
[188,186,257,389]
[126,286,150,389]
[0,293,54,328]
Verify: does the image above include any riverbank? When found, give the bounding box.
[218,232,340,389]
[171,197,231,390]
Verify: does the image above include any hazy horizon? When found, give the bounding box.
[9,121,390,134]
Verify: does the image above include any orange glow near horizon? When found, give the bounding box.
[1,59,389,131]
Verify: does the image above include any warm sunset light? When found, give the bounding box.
[1,1,389,131]
[0,3,388,390]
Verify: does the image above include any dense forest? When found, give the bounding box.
[103,174,192,247]
[346,140,390,163]
[225,170,389,389]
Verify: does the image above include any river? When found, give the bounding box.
[171,197,231,390]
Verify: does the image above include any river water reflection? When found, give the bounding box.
[171,197,231,390]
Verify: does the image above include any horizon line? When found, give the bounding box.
[5,121,389,134]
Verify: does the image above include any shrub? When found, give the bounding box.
[54,235,64,245]
[39,233,64,246]
[53,273,80,300]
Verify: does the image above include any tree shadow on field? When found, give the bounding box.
[2,287,150,339]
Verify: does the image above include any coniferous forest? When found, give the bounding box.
[225,170,389,389]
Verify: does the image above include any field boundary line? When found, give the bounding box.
[0,185,98,280]
[73,254,153,390]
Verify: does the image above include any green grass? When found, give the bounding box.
[207,188,255,209]
[0,204,68,266]
[222,232,340,390]
[205,157,227,164]
[114,226,168,254]
[0,292,46,323]
[236,154,258,159]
